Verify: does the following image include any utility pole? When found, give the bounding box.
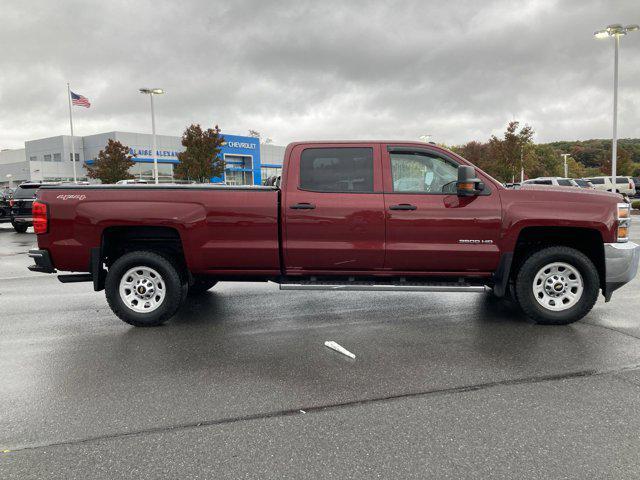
[561,153,571,178]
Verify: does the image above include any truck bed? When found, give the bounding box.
[36,185,281,275]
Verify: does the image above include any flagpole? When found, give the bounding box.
[67,83,77,183]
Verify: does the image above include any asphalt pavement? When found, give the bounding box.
[1,223,640,479]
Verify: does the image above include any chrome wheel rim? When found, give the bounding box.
[532,262,583,312]
[119,266,166,313]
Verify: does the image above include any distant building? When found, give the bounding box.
[0,131,285,187]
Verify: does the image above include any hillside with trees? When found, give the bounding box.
[450,122,640,182]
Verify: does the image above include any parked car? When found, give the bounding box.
[0,187,14,222]
[521,177,579,187]
[115,179,150,185]
[632,177,640,197]
[10,182,61,232]
[574,179,596,189]
[28,141,638,328]
[584,176,636,197]
[9,183,41,232]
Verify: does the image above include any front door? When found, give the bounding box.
[382,146,502,273]
[283,144,385,273]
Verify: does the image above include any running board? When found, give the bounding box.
[278,283,491,293]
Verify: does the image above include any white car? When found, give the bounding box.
[522,177,579,187]
[584,176,636,196]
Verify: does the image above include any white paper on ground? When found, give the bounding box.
[324,341,356,359]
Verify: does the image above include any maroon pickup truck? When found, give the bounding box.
[28,141,639,327]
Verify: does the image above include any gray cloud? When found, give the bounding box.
[0,0,638,149]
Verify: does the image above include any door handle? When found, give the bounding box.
[389,204,417,211]
[290,202,316,210]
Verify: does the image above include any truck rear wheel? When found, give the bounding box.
[515,246,599,325]
[105,251,187,327]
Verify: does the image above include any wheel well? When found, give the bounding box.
[511,227,605,289]
[101,226,187,279]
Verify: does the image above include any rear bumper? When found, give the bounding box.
[27,249,56,274]
[603,242,640,301]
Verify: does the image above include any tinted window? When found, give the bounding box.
[589,178,605,185]
[299,148,373,192]
[534,180,552,185]
[390,152,458,193]
[616,177,630,184]
[557,179,573,186]
[14,185,39,199]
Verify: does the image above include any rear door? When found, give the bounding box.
[382,145,502,273]
[283,144,385,273]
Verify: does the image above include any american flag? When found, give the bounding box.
[71,91,90,108]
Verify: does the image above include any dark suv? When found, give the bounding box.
[10,183,45,233]
[633,177,640,198]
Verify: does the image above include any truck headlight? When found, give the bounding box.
[617,202,630,242]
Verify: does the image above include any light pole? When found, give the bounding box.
[594,24,638,190]
[139,88,165,184]
[561,153,571,178]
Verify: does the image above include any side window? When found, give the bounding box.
[589,178,604,185]
[557,179,573,186]
[390,152,458,193]
[299,148,373,192]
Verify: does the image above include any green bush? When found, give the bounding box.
[632,200,640,210]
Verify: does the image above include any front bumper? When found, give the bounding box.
[27,249,56,274]
[604,242,640,301]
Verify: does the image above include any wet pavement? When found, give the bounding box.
[1,223,640,479]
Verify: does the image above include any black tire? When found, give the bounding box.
[188,277,218,295]
[515,246,599,325]
[105,251,187,327]
[12,222,28,233]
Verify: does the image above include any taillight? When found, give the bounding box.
[32,201,48,234]
[9,199,14,207]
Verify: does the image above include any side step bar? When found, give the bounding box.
[58,274,93,283]
[278,283,491,293]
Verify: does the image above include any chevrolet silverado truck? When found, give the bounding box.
[28,141,640,327]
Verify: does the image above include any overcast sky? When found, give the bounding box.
[1,0,638,149]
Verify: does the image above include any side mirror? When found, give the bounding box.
[456,165,484,196]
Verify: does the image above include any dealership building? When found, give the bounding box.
[0,131,285,187]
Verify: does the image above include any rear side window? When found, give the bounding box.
[534,180,552,185]
[14,186,39,199]
[589,178,605,185]
[299,148,374,192]
[557,179,573,186]
[616,177,630,184]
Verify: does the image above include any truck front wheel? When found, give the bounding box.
[515,246,599,325]
[105,251,187,327]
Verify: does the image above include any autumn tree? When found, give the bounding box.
[174,124,225,183]
[85,139,135,184]
[488,121,535,182]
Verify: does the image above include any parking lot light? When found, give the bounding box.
[593,24,638,190]
[139,88,165,184]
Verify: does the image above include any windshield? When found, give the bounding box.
[13,185,39,199]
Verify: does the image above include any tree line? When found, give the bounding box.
[450,121,640,182]
[85,120,640,184]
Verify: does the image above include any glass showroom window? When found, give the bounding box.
[44,154,52,162]
[53,153,62,162]
[69,153,80,162]
[261,167,281,180]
